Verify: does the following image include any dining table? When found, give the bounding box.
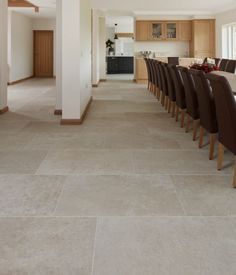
[211,71,236,95]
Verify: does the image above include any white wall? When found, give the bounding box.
[215,8,236,57]
[99,17,106,80]
[134,41,190,57]
[32,18,56,76]
[8,11,33,83]
[80,0,92,115]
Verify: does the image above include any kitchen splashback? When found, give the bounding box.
[134,41,190,57]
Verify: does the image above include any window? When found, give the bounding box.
[222,23,236,59]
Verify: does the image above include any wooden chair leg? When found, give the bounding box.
[165,96,168,110]
[209,133,217,160]
[168,99,171,113]
[156,87,160,100]
[234,156,236,188]
[199,126,204,148]
[217,143,224,170]
[171,102,176,118]
[180,109,185,128]
[193,120,199,141]
[161,92,165,106]
[175,106,180,122]
[185,114,191,133]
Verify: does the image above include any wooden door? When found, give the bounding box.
[179,21,192,41]
[34,31,53,77]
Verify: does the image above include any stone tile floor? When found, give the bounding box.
[0,77,236,274]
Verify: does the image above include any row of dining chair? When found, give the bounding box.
[144,57,236,188]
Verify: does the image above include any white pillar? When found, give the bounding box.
[99,17,106,81]
[59,0,92,124]
[0,0,8,114]
[92,9,100,86]
[55,0,62,114]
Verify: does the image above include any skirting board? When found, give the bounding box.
[60,96,93,125]
[54,109,62,116]
[8,76,34,85]
[0,106,9,115]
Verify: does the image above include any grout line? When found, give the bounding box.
[91,217,99,275]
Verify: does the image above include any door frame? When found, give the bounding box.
[33,30,54,77]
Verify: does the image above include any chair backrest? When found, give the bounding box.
[150,59,158,86]
[178,66,199,119]
[144,58,151,83]
[189,69,218,133]
[163,64,176,101]
[214,58,221,67]
[159,62,168,96]
[225,60,236,73]
[168,57,179,66]
[169,65,186,109]
[153,60,161,89]
[206,74,236,154]
[219,59,229,71]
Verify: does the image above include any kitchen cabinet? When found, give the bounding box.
[190,19,215,58]
[135,21,149,41]
[165,22,179,40]
[149,22,165,40]
[107,57,134,74]
[135,20,191,41]
[135,58,148,83]
[179,21,192,41]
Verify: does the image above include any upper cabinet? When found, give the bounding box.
[179,21,192,41]
[135,21,149,41]
[190,19,215,58]
[166,22,179,40]
[135,20,191,41]
[149,22,165,40]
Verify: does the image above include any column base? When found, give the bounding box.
[0,106,9,115]
[54,109,62,115]
[60,96,92,125]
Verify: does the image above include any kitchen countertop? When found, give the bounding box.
[107,56,134,58]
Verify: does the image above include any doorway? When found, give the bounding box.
[34,31,54,77]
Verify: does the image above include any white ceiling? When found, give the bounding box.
[92,0,236,15]
[8,0,236,19]
[9,0,56,18]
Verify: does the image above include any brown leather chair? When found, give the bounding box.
[169,65,186,127]
[206,73,236,188]
[144,58,152,91]
[219,59,228,71]
[179,66,199,140]
[153,60,161,100]
[163,64,176,116]
[225,60,236,73]
[159,62,169,109]
[214,58,221,67]
[190,69,218,160]
[168,57,179,66]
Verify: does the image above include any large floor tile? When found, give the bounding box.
[133,149,233,175]
[37,150,134,175]
[55,175,184,216]
[0,217,96,275]
[93,217,236,275]
[0,150,48,174]
[0,175,65,216]
[171,175,236,216]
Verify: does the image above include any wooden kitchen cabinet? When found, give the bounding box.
[136,21,150,41]
[165,22,179,40]
[135,20,191,41]
[135,58,148,83]
[190,19,215,58]
[179,21,192,41]
[149,22,165,40]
